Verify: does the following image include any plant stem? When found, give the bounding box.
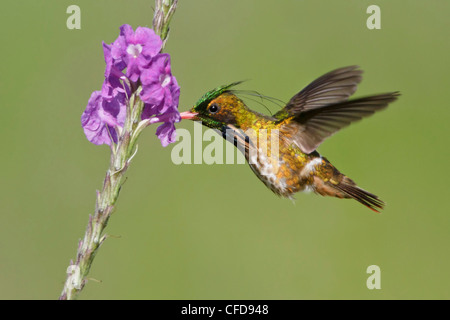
[153,0,178,49]
[59,1,178,300]
[59,92,144,300]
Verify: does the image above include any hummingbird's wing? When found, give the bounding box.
[274,66,363,119]
[281,93,400,154]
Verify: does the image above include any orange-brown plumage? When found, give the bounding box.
[181,66,399,212]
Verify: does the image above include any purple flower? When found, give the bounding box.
[102,42,128,100]
[81,91,126,146]
[156,122,177,147]
[140,54,181,147]
[81,24,180,148]
[147,111,181,147]
[110,24,162,83]
[140,54,178,113]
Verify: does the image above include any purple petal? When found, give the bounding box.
[140,54,169,85]
[140,82,165,106]
[135,27,162,57]
[109,25,163,84]
[139,54,174,106]
[111,35,127,62]
[102,42,112,69]
[82,91,118,145]
[156,122,177,147]
[119,24,134,40]
[81,92,102,130]
[141,103,159,120]
[81,90,127,146]
[125,59,141,83]
[102,94,127,127]
[101,70,130,105]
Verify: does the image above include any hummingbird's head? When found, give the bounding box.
[180,82,248,130]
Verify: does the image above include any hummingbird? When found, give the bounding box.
[180,66,399,212]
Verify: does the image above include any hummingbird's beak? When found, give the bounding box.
[180,111,198,120]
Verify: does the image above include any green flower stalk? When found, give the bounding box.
[153,0,178,49]
[59,0,179,300]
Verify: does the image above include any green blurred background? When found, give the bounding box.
[1,0,449,299]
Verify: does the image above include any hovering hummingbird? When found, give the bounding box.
[180,66,399,212]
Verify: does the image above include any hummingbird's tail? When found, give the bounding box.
[332,176,385,213]
[311,167,385,213]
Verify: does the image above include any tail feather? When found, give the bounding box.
[334,177,385,213]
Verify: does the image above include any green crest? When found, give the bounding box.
[193,81,244,112]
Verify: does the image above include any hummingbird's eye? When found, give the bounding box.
[209,104,220,114]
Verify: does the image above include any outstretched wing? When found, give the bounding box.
[274,66,363,119]
[281,93,400,154]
